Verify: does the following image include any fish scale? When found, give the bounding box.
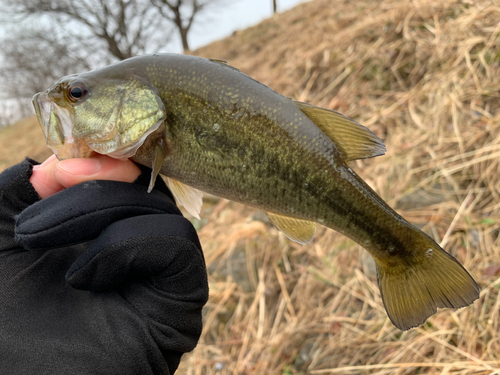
[32,53,479,330]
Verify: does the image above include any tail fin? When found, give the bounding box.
[376,244,480,330]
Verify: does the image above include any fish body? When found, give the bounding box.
[32,53,479,330]
[131,56,413,260]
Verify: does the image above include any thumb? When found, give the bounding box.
[30,155,141,199]
[55,155,141,189]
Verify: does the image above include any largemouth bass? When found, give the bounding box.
[32,53,479,330]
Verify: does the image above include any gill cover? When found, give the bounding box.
[32,75,166,160]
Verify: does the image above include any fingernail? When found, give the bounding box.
[58,159,102,176]
[33,155,57,170]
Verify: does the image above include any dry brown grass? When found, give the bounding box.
[188,0,500,373]
[2,0,500,373]
[0,115,52,170]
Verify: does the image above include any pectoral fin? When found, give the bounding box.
[165,178,203,220]
[148,137,168,193]
[296,101,386,161]
[265,212,316,244]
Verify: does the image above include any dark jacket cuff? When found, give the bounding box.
[0,158,41,251]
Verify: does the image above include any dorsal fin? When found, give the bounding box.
[165,178,203,220]
[295,101,386,161]
[265,212,316,244]
[209,59,241,72]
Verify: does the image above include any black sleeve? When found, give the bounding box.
[0,159,208,375]
[0,158,41,252]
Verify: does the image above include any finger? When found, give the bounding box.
[55,155,141,190]
[30,155,64,199]
[15,179,181,250]
[66,214,205,292]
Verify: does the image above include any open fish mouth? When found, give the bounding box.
[32,92,94,159]
[32,92,165,160]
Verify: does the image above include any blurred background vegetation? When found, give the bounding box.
[0,0,287,125]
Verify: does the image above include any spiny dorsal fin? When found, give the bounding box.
[296,101,386,161]
[165,178,203,220]
[265,212,316,244]
[209,59,241,72]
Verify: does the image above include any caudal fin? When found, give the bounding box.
[376,245,480,330]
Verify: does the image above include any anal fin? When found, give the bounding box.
[166,178,203,220]
[265,212,316,244]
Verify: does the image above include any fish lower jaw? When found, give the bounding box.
[52,139,95,160]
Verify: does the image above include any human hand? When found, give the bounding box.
[30,154,142,198]
[0,158,208,374]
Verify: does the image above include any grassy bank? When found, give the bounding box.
[2,0,500,373]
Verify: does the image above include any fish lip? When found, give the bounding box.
[32,90,94,159]
[32,91,52,139]
[32,90,73,141]
[32,92,42,122]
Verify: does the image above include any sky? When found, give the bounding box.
[0,0,308,125]
[168,0,308,52]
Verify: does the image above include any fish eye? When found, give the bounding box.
[67,83,88,102]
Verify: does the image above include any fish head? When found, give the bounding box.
[32,71,166,160]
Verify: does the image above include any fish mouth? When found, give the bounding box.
[32,92,94,159]
[32,90,166,161]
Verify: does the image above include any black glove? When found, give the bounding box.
[0,159,209,375]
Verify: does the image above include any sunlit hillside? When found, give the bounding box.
[2,0,500,373]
